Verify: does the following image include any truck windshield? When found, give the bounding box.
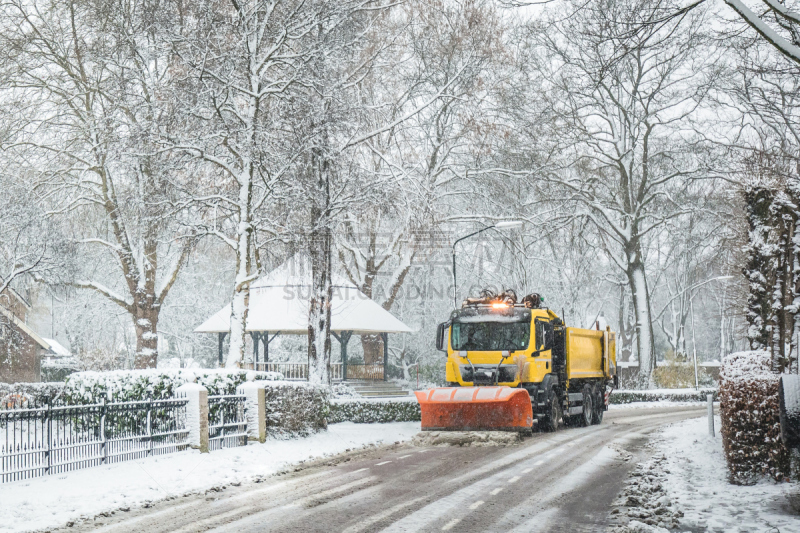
[450,321,530,352]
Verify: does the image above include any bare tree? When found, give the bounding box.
[335,0,507,363]
[0,179,62,297]
[525,0,717,385]
[168,0,335,368]
[723,0,800,66]
[0,0,197,368]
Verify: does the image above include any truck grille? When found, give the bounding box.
[460,365,518,384]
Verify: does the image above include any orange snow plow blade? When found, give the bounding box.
[415,387,533,431]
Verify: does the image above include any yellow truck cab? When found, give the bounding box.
[435,290,617,431]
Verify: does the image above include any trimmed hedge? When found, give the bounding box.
[328,388,719,425]
[63,369,283,404]
[0,382,66,408]
[263,381,330,439]
[328,398,421,424]
[720,351,790,484]
[610,388,718,404]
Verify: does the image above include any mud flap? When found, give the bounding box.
[415,387,533,432]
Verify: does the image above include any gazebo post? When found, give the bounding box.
[332,331,352,381]
[251,332,260,367]
[218,332,227,367]
[264,331,268,363]
[381,332,388,381]
[342,331,352,381]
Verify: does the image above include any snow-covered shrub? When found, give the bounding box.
[62,369,282,404]
[610,388,717,404]
[331,382,360,399]
[0,382,65,408]
[720,351,790,484]
[328,397,421,424]
[262,381,329,439]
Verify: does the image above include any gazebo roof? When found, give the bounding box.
[194,259,413,335]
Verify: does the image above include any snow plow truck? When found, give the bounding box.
[415,290,618,432]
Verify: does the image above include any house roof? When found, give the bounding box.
[0,305,50,350]
[43,337,71,356]
[0,280,31,310]
[195,258,413,335]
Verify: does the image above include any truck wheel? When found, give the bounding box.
[580,385,593,427]
[592,385,604,425]
[541,393,561,432]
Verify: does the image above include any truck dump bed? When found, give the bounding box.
[565,328,616,380]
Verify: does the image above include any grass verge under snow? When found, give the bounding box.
[0,421,421,533]
[611,416,798,533]
[658,416,798,532]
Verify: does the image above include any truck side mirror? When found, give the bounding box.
[436,321,450,352]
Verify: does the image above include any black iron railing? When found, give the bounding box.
[1,397,189,484]
[207,395,248,451]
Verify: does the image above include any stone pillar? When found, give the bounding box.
[237,381,267,443]
[177,382,209,453]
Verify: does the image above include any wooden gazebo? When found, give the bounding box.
[194,259,412,381]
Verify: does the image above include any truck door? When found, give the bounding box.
[534,319,553,354]
[552,324,566,371]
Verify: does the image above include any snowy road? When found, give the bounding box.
[49,406,707,533]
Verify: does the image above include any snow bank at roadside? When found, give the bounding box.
[608,401,705,410]
[659,416,797,532]
[0,421,421,533]
[610,416,797,533]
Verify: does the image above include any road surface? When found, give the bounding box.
[56,406,705,533]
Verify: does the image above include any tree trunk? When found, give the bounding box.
[628,260,655,387]
[617,284,634,362]
[308,213,332,385]
[227,282,250,368]
[133,303,159,369]
[227,177,254,368]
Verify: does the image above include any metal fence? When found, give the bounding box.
[208,395,248,451]
[1,397,189,484]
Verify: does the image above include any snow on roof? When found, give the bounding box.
[195,258,413,335]
[250,256,356,289]
[43,338,71,357]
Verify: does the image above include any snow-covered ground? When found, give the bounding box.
[0,422,421,533]
[660,417,798,532]
[608,401,707,410]
[612,416,799,533]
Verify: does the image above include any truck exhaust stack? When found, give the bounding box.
[415,387,533,432]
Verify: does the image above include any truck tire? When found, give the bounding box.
[541,392,561,432]
[580,385,593,427]
[591,384,604,425]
